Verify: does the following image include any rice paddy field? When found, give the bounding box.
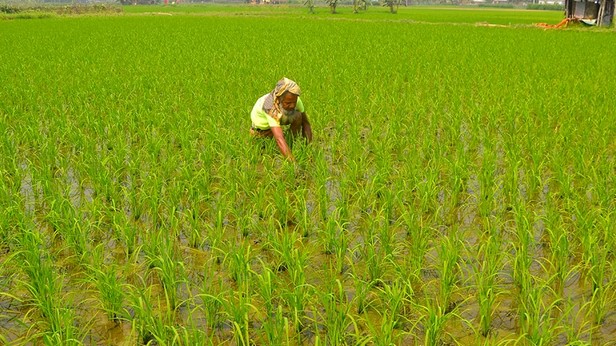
[1,4,615,345]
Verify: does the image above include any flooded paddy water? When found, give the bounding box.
[1,5,616,345]
[2,145,615,344]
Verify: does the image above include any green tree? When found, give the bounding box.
[382,0,399,13]
[325,0,338,13]
[353,0,367,13]
[304,0,315,13]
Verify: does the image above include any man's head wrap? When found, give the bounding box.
[263,77,301,121]
[273,77,301,98]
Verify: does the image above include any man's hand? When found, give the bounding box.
[271,127,295,161]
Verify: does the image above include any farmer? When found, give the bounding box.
[250,78,313,161]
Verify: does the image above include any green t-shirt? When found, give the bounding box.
[251,94,305,130]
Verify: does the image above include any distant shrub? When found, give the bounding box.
[526,3,564,10]
[14,12,54,19]
[0,4,21,13]
[1,3,122,18]
[478,3,515,8]
[54,4,123,14]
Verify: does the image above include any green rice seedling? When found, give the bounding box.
[576,209,603,281]
[143,228,185,310]
[223,239,253,291]
[0,195,16,249]
[477,147,497,218]
[502,157,522,208]
[321,207,348,259]
[589,212,615,325]
[374,207,399,262]
[551,148,575,201]
[319,278,353,346]
[208,208,226,263]
[170,325,213,346]
[517,278,562,345]
[437,233,461,312]
[163,203,183,241]
[128,281,174,345]
[267,225,296,273]
[222,288,257,346]
[587,162,613,210]
[443,155,468,221]
[43,307,90,345]
[560,298,594,345]
[358,205,391,285]
[67,217,91,262]
[588,288,611,332]
[367,159,397,222]
[87,245,127,323]
[273,182,293,227]
[182,207,203,248]
[150,248,186,311]
[43,196,69,236]
[314,156,332,222]
[122,221,140,261]
[332,228,349,276]
[41,307,84,346]
[419,298,457,346]
[232,203,256,239]
[574,204,595,268]
[252,259,287,343]
[199,271,226,332]
[474,233,503,337]
[253,259,277,317]
[587,242,610,325]
[43,190,91,259]
[524,142,547,202]
[90,159,119,207]
[123,175,145,225]
[512,204,534,291]
[416,162,441,215]
[18,227,83,344]
[362,233,390,286]
[262,304,288,345]
[140,177,166,232]
[348,271,374,314]
[399,209,429,286]
[399,275,416,315]
[334,193,351,231]
[371,279,409,345]
[285,245,312,334]
[18,228,57,317]
[293,188,312,238]
[543,196,573,295]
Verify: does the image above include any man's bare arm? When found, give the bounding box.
[271,126,295,161]
[301,112,313,143]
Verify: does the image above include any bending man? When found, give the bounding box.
[250,78,313,161]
